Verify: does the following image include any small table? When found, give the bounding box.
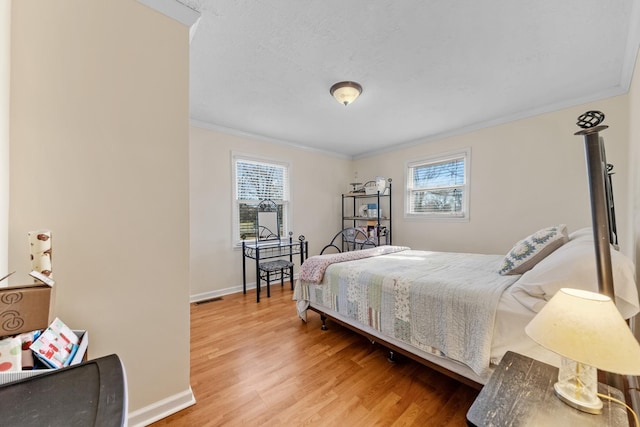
[467,351,629,427]
[242,236,308,302]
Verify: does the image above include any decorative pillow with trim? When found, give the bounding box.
[498,224,569,275]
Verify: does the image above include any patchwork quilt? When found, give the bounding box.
[294,249,520,377]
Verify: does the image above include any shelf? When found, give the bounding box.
[343,216,389,221]
[342,181,392,248]
[344,237,386,245]
[344,192,390,198]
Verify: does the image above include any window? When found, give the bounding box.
[405,149,470,221]
[232,153,290,245]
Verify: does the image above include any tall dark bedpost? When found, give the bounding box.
[575,111,615,299]
[575,111,624,392]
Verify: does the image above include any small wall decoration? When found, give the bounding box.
[28,230,52,279]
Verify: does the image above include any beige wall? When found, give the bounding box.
[189,125,351,298]
[0,1,9,277]
[631,48,640,264]
[9,0,191,422]
[191,91,632,300]
[629,47,640,341]
[354,97,631,256]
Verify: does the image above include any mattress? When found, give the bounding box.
[293,234,640,384]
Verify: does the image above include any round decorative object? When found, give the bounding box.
[576,111,605,129]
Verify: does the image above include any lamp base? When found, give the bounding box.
[554,382,603,414]
[552,357,603,415]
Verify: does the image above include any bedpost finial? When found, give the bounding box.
[576,111,605,129]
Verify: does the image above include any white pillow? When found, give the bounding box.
[568,227,592,241]
[498,225,569,275]
[510,236,639,319]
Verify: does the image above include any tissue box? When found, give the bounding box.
[0,283,53,336]
[0,330,88,384]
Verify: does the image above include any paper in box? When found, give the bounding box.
[0,330,88,384]
[30,318,80,369]
[0,283,54,336]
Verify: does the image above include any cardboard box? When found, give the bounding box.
[0,330,88,385]
[0,283,54,336]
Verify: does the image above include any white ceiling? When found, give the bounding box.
[178,0,640,158]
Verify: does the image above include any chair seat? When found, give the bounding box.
[259,260,294,271]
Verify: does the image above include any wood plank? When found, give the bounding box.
[151,284,479,426]
[467,351,630,427]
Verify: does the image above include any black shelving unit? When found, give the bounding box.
[342,179,392,250]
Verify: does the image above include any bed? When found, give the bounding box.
[293,226,640,388]
[293,112,640,389]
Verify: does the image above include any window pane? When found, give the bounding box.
[236,160,286,200]
[239,203,258,239]
[410,188,464,214]
[239,202,285,240]
[405,150,469,220]
[233,156,290,244]
[412,159,464,189]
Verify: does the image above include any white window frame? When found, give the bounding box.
[231,152,291,247]
[404,148,470,222]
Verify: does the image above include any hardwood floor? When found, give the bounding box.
[151,284,479,426]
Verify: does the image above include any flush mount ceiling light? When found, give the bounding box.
[330,81,363,106]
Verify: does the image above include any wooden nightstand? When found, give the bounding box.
[466,351,629,426]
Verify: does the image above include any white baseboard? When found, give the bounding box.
[190,284,249,303]
[135,277,293,425]
[128,387,196,427]
[190,274,298,303]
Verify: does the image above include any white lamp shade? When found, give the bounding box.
[525,288,640,375]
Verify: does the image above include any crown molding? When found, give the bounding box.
[136,0,201,41]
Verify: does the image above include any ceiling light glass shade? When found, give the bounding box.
[525,288,640,414]
[330,81,362,106]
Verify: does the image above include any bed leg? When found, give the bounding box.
[320,314,328,331]
[387,350,396,363]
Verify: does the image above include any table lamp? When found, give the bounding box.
[525,288,640,414]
